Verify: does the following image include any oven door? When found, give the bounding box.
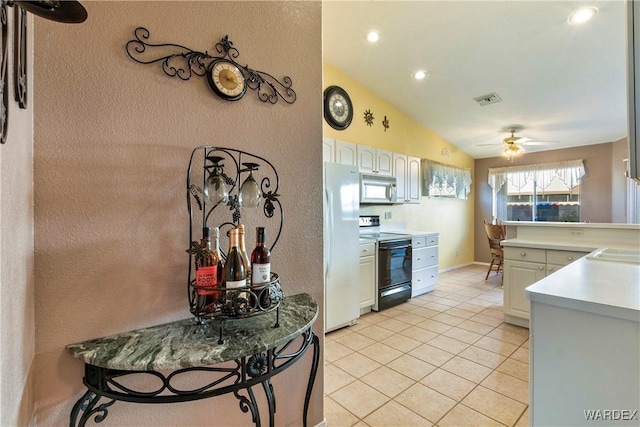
[378,240,412,288]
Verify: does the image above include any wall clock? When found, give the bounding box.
[324,85,353,130]
[207,59,247,101]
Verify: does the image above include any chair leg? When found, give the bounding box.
[485,259,495,281]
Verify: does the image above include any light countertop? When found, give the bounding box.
[526,253,640,322]
[503,221,640,230]
[501,238,639,252]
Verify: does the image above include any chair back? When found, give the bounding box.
[484,220,505,257]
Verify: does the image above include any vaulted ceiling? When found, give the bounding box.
[322,1,628,159]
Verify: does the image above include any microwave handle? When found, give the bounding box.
[387,184,396,201]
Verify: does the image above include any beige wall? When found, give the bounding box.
[474,142,623,263]
[33,2,323,426]
[323,63,476,269]
[612,138,629,223]
[0,11,35,427]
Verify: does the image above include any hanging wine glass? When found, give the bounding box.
[203,156,229,206]
[239,162,262,208]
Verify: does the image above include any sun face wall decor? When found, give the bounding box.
[126,28,296,105]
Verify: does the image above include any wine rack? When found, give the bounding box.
[185,146,284,325]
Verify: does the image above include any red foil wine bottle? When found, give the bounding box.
[195,227,222,312]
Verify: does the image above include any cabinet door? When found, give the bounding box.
[359,254,376,309]
[335,140,357,166]
[357,146,376,174]
[376,149,393,176]
[504,259,545,320]
[407,156,421,204]
[393,153,408,203]
[322,138,335,164]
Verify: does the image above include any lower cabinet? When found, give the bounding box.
[412,233,439,297]
[359,241,376,313]
[503,247,588,327]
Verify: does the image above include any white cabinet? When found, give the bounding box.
[335,140,357,166]
[393,153,421,204]
[359,241,376,313]
[323,138,335,164]
[357,146,393,176]
[503,247,588,327]
[411,233,439,297]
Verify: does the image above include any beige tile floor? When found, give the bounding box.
[324,264,530,427]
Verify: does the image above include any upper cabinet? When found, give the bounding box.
[336,140,358,166]
[393,153,421,204]
[322,138,335,164]
[357,146,393,176]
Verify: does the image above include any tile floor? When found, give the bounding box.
[324,264,530,427]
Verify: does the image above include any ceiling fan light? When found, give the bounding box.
[567,7,598,25]
[412,70,428,80]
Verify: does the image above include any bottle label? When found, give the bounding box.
[251,263,271,285]
[195,265,218,295]
[226,279,247,289]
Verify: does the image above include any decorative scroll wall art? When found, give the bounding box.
[126,27,296,105]
[13,4,26,108]
[1,2,9,144]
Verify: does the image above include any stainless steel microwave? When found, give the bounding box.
[360,174,397,204]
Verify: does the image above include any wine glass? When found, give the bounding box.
[203,156,229,205]
[239,163,262,208]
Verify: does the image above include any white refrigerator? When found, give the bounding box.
[323,162,360,332]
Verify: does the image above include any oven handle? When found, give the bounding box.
[380,284,411,298]
[379,244,411,251]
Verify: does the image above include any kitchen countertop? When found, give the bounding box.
[503,221,640,230]
[501,238,639,252]
[525,253,640,322]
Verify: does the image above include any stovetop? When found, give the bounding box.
[359,215,412,243]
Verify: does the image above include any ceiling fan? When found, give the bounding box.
[477,127,555,160]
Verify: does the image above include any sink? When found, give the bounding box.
[586,247,640,265]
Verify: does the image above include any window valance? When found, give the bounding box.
[422,159,472,199]
[487,159,585,192]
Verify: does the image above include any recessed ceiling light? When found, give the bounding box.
[567,6,598,25]
[366,30,380,43]
[412,70,428,80]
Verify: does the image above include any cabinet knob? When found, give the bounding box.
[363,249,369,253]
[548,267,553,271]
[538,266,544,270]
[417,257,422,261]
[520,252,527,257]
[567,256,574,261]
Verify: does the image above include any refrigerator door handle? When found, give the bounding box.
[324,187,332,280]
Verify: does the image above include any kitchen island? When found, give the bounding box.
[501,221,640,327]
[526,252,640,426]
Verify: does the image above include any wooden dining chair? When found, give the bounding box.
[484,220,506,281]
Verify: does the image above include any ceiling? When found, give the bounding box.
[322,1,629,159]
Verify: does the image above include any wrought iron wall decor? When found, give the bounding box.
[0,0,87,145]
[186,146,284,336]
[126,27,296,105]
[13,4,25,108]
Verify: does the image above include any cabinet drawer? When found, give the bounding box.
[412,236,426,248]
[546,250,587,266]
[360,242,376,257]
[504,247,546,263]
[413,265,438,289]
[412,235,438,248]
[413,246,438,269]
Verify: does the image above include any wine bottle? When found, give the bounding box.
[250,227,272,308]
[195,227,222,312]
[223,228,247,305]
[237,224,251,279]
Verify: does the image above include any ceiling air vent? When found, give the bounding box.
[473,92,502,106]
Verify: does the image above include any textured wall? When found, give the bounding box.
[474,142,619,263]
[33,2,322,425]
[0,10,35,427]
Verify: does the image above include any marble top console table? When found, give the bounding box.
[67,293,319,427]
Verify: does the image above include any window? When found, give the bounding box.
[488,160,585,222]
[422,160,472,199]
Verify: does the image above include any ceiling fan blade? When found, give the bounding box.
[522,140,557,146]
